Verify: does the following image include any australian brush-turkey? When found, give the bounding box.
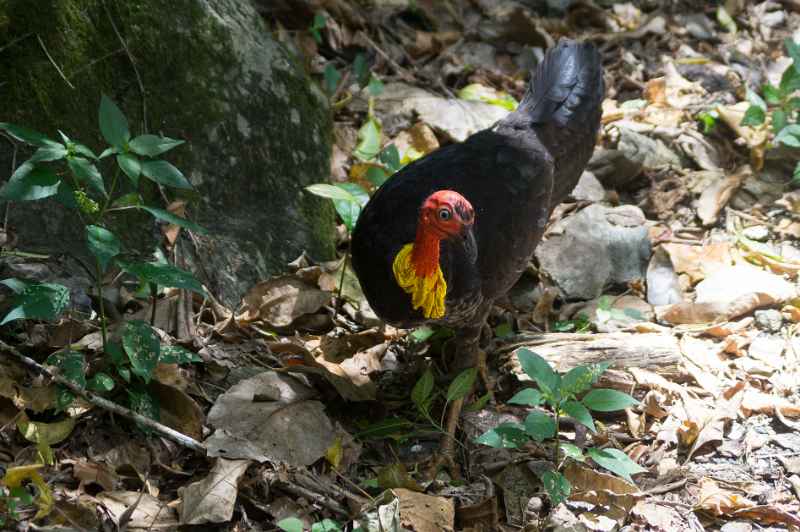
[351,39,605,468]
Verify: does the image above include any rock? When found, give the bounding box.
[742,225,770,242]
[587,148,644,189]
[535,205,651,300]
[748,333,785,369]
[647,247,683,306]
[754,309,783,332]
[617,127,682,171]
[373,83,509,142]
[0,0,335,308]
[570,171,606,203]
[678,13,716,41]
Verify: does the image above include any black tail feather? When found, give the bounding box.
[516,39,605,130]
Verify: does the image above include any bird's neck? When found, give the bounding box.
[411,225,441,278]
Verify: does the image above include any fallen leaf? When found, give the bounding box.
[179,458,251,524]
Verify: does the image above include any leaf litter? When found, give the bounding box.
[4,1,800,530]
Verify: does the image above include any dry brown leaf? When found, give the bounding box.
[69,459,119,492]
[696,477,755,515]
[179,458,251,525]
[661,242,733,284]
[236,276,330,329]
[98,491,179,529]
[741,387,800,418]
[694,167,748,226]
[394,488,455,532]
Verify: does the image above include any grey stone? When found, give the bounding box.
[0,0,335,308]
[536,204,651,300]
[570,171,606,203]
[754,309,783,333]
[742,225,771,242]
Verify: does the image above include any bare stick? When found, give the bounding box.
[36,34,75,90]
[0,340,206,454]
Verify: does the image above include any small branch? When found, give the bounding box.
[0,340,206,454]
[333,246,350,321]
[67,47,125,80]
[0,32,33,54]
[95,257,109,351]
[36,34,75,90]
[4,140,17,232]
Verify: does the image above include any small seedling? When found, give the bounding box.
[0,95,205,423]
[477,348,644,506]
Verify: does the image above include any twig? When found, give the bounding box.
[641,477,687,496]
[0,339,206,454]
[276,480,349,516]
[102,0,147,132]
[0,32,33,54]
[333,247,350,321]
[360,31,415,83]
[67,47,125,80]
[36,34,75,90]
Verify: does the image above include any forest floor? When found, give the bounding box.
[3,0,800,530]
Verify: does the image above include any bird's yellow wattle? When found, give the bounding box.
[392,243,446,319]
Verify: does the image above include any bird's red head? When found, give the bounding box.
[410,190,474,278]
[417,190,475,238]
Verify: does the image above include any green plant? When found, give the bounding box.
[0,95,205,420]
[278,516,343,532]
[477,349,643,506]
[740,38,800,182]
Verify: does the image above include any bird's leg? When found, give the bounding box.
[432,322,483,478]
[476,345,495,403]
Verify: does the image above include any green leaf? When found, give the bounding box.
[716,6,736,33]
[476,422,528,448]
[582,389,638,412]
[323,64,341,95]
[560,363,608,397]
[794,161,800,185]
[68,156,106,196]
[0,280,70,324]
[46,350,86,388]
[697,111,717,134]
[378,144,401,173]
[140,206,208,234]
[122,320,161,383]
[88,372,115,392]
[560,443,585,462]
[541,470,571,506]
[365,166,389,187]
[305,183,357,202]
[140,160,192,189]
[99,95,130,148]
[118,367,131,383]
[367,74,384,96]
[277,517,304,532]
[772,109,788,134]
[128,386,159,428]
[517,349,560,400]
[354,417,413,440]
[73,143,97,159]
[788,97,800,111]
[787,38,800,72]
[112,192,142,208]
[746,88,767,111]
[29,144,68,163]
[508,388,543,407]
[353,52,370,87]
[763,84,783,105]
[524,411,556,442]
[494,322,514,339]
[86,225,121,272]
[740,105,765,127]
[99,147,117,159]
[562,400,596,432]
[410,326,435,342]
[311,11,326,30]
[0,163,61,201]
[587,447,647,483]
[781,67,800,94]
[775,124,800,147]
[160,345,202,364]
[332,182,369,232]
[118,261,205,295]
[117,153,141,185]
[129,134,184,157]
[446,368,476,402]
[312,519,342,532]
[353,116,382,161]
[464,391,493,412]
[0,123,57,147]
[411,368,434,412]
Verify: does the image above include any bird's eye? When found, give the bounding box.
[438,209,451,221]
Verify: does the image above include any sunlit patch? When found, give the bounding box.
[392,243,446,318]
